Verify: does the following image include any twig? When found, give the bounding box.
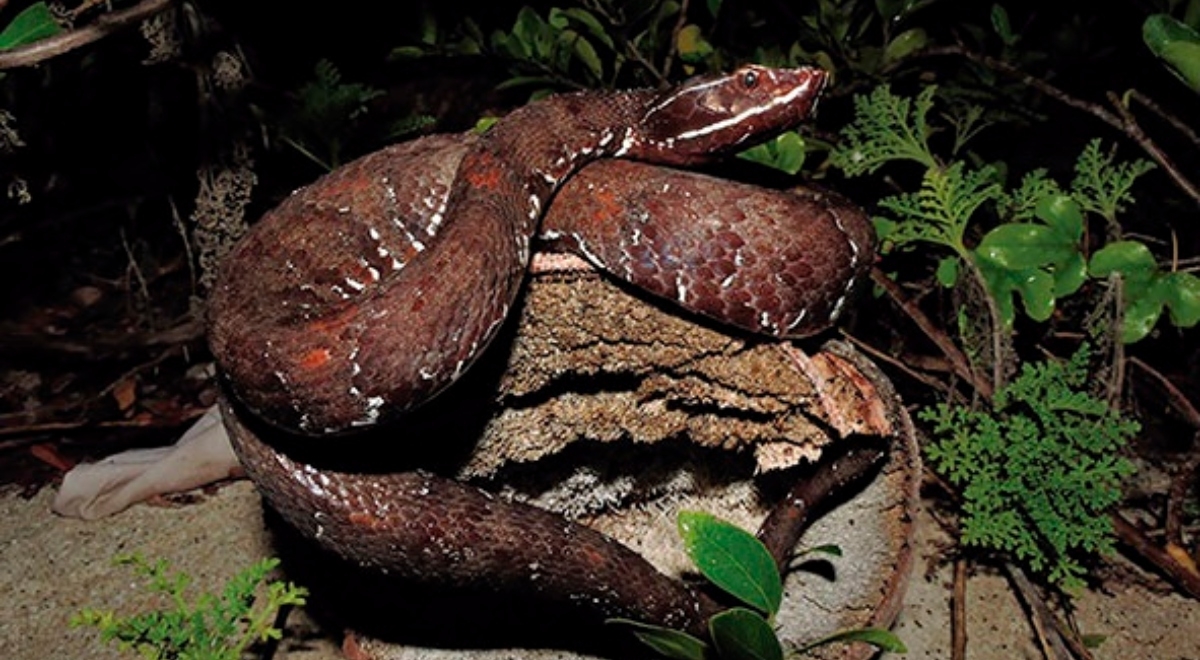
[1128,356,1200,547]
[1167,449,1200,549]
[659,0,689,81]
[0,411,206,442]
[1129,356,1200,428]
[755,440,887,571]
[951,558,967,660]
[904,45,1200,207]
[1111,512,1200,600]
[0,317,204,359]
[0,0,175,69]
[840,330,952,396]
[870,267,993,399]
[1128,89,1200,152]
[1005,563,1088,660]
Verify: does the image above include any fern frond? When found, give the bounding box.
[999,169,1063,221]
[831,85,940,176]
[878,161,1002,255]
[1071,139,1156,221]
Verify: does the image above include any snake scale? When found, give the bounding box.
[209,65,874,638]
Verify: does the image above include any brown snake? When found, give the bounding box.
[208,65,874,638]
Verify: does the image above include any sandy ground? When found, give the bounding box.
[3,481,1198,660]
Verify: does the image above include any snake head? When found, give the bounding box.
[626,64,828,164]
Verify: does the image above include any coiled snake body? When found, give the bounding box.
[210,65,872,636]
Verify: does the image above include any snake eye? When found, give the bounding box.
[741,69,758,89]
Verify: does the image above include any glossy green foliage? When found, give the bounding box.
[1144,13,1200,92]
[616,510,904,659]
[1090,241,1200,343]
[678,511,782,617]
[974,194,1088,324]
[838,86,1166,340]
[0,2,62,51]
[709,608,783,660]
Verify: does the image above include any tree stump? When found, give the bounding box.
[279,257,919,660]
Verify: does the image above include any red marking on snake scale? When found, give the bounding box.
[588,188,626,226]
[464,156,504,190]
[349,511,384,528]
[299,348,332,370]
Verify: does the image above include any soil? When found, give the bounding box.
[3,479,1199,659]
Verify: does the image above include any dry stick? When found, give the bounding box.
[840,331,952,396]
[1128,89,1200,152]
[1006,563,1090,660]
[755,441,888,572]
[0,0,175,69]
[951,558,967,660]
[0,412,207,442]
[870,268,993,399]
[659,0,690,81]
[1128,356,1200,548]
[1168,449,1200,552]
[1111,512,1200,600]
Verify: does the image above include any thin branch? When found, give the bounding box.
[1167,448,1200,549]
[840,330,953,396]
[1006,562,1092,660]
[870,267,993,399]
[659,0,689,81]
[0,0,175,69]
[903,45,1200,207]
[951,558,968,660]
[1111,512,1200,600]
[1129,356,1200,427]
[1128,89,1200,152]
[756,440,887,570]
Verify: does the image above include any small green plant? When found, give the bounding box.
[72,554,308,660]
[279,59,386,171]
[921,345,1139,592]
[833,85,1198,342]
[612,510,906,659]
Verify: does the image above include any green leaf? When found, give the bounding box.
[976,224,1076,271]
[798,626,909,654]
[608,619,708,660]
[991,4,1017,45]
[0,2,62,51]
[676,24,715,64]
[564,30,603,81]
[556,8,614,51]
[1035,194,1084,241]
[1121,291,1166,343]
[707,0,723,18]
[936,256,959,287]
[883,28,927,64]
[1070,140,1155,220]
[831,85,940,176]
[1164,271,1200,326]
[1089,241,1157,284]
[677,511,783,616]
[1144,14,1200,91]
[737,131,807,175]
[709,608,783,660]
[799,543,843,558]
